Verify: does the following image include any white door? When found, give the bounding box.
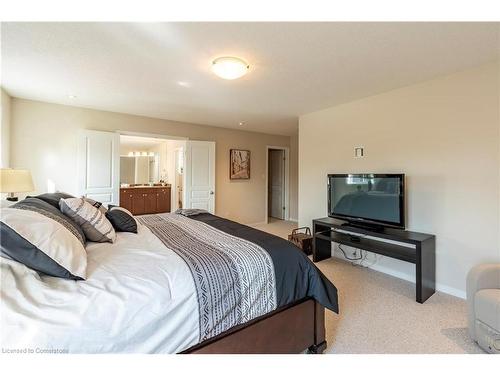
[77,130,120,206]
[184,141,215,213]
[269,149,285,219]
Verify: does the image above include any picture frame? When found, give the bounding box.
[229,149,251,180]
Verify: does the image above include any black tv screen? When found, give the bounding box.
[328,174,405,229]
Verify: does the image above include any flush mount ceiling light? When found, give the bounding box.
[211,57,249,80]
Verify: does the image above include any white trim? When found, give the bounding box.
[265,146,290,224]
[246,221,267,227]
[368,262,466,299]
[117,130,188,141]
[289,217,299,223]
[435,284,466,299]
[332,252,466,300]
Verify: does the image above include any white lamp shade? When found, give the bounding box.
[0,169,35,193]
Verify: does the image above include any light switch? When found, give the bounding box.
[354,147,364,158]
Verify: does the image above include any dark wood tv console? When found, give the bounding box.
[312,217,436,303]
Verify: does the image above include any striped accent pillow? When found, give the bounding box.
[12,197,86,245]
[60,198,116,243]
[82,197,108,214]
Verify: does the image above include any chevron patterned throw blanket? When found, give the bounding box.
[137,213,277,341]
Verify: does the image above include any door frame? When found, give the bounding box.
[117,130,188,141]
[116,130,188,207]
[265,146,290,224]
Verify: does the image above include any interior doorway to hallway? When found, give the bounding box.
[265,146,290,223]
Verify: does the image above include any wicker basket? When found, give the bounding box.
[288,227,313,255]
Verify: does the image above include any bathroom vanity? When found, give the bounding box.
[120,185,171,215]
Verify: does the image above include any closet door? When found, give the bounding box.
[77,130,120,206]
[184,141,215,213]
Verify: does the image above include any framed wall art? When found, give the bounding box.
[229,149,250,180]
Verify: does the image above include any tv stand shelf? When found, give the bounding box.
[313,217,436,303]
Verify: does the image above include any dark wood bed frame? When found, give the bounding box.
[181,298,326,354]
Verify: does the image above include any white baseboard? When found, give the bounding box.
[435,284,466,299]
[333,252,466,300]
[288,217,298,222]
[369,262,466,299]
[247,221,267,226]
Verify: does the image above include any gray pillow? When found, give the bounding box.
[29,192,76,210]
[106,206,138,233]
[12,197,86,245]
[60,198,116,243]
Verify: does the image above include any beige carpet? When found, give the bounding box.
[252,218,298,239]
[251,219,485,354]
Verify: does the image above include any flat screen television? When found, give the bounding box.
[327,174,405,229]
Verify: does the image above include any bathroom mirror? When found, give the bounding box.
[120,154,159,185]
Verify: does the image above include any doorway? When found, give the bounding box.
[266,146,289,223]
[174,147,184,209]
[118,134,187,213]
[77,130,216,214]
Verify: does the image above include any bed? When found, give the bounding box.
[0,209,338,354]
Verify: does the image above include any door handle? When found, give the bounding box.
[209,191,214,195]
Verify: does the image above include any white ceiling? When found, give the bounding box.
[1,22,498,136]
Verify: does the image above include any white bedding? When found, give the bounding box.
[0,224,199,353]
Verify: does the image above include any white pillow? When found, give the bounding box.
[0,208,87,280]
[60,198,116,243]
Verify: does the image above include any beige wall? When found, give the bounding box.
[10,98,293,224]
[299,62,500,297]
[1,88,10,168]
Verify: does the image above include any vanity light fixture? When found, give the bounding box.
[212,57,249,80]
[126,151,156,157]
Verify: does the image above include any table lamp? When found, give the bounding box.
[0,169,35,201]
